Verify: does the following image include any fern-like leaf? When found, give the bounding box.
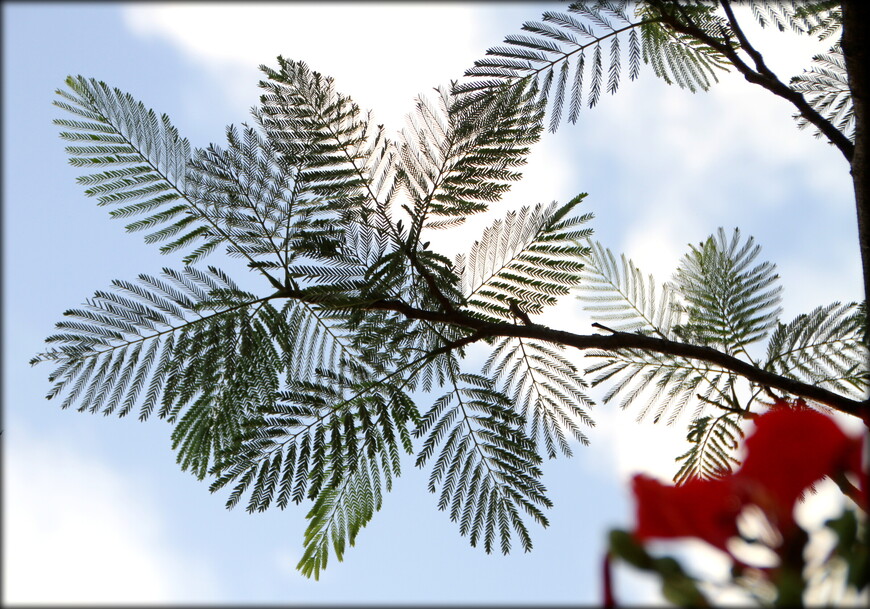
[578,240,735,424]
[185,124,298,266]
[257,57,399,267]
[483,337,594,459]
[637,2,730,94]
[577,239,682,335]
[674,413,744,484]
[210,360,418,580]
[32,267,280,479]
[461,195,591,324]
[765,301,868,398]
[790,44,854,142]
[749,0,841,38]
[414,372,551,555]
[399,82,544,243]
[458,1,728,131]
[54,78,223,260]
[673,228,783,360]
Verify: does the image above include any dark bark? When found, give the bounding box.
[273,287,866,419]
[841,1,870,324]
[366,298,867,419]
[650,0,855,161]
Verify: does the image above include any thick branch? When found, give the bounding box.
[650,0,854,161]
[355,298,865,420]
[719,0,775,80]
[841,1,870,316]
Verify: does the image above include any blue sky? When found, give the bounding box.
[2,2,863,605]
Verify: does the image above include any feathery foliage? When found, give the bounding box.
[791,44,854,141]
[39,54,568,574]
[459,196,591,323]
[635,1,730,92]
[257,56,399,270]
[483,336,594,459]
[30,266,278,479]
[673,228,783,358]
[748,0,842,37]
[576,229,866,481]
[53,76,206,260]
[400,83,544,235]
[459,0,730,131]
[35,1,867,583]
[765,301,868,397]
[458,196,596,457]
[211,362,418,579]
[415,372,551,555]
[578,239,736,426]
[673,412,744,484]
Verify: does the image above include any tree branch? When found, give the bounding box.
[265,1,870,425]
[290,294,866,420]
[649,0,854,161]
[718,0,775,80]
[841,0,870,314]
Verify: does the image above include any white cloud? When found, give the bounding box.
[621,215,693,285]
[582,403,692,482]
[122,2,486,134]
[120,2,574,264]
[2,422,220,604]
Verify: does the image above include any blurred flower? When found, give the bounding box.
[737,400,866,529]
[608,402,866,606]
[632,474,742,554]
[631,402,866,552]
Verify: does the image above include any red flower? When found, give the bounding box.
[602,552,615,608]
[632,474,742,554]
[737,402,866,528]
[630,403,866,552]
[608,404,866,606]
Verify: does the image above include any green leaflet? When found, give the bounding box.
[457,196,595,458]
[765,301,868,398]
[673,413,744,484]
[414,373,551,555]
[461,195,591,323]
[399,81,544,240]
[297,381,417,579]
[578,239,682,336]
[484,336,594,459]
[791,43,854,141]
[749,0,842,36]
[459,1,729,131]
[186,125,297,265]
[210,363,418,580]
[636,2,729,93]
[577,228,866,484]
[673,227,783,359]
[258,57,399,267]
[578,238,735,424]
[54,77,218,263]
[32,266,279,480]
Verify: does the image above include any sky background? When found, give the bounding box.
[2,2,865,605]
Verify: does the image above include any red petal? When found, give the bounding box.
[632,474,742,553]
[603,552,616,608]
[737,406,866,528]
